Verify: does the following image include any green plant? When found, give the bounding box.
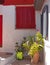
[21,32,44,58]
[21,36,34,57]
[35,32,44,45]
[15,42,24,60]
[15,32,44,61]
[15,42,23,52]
[28,31,44,57]
[21,36,34,51]
[28,42,44,57]
[16,51,23,60]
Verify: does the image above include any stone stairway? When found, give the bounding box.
[0,52,16,65]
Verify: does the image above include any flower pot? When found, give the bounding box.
[16,51,23,60]
[31,51,40,64]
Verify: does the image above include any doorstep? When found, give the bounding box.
[0,52,13,58]
[11,57,44,65]
[12,59,31,65]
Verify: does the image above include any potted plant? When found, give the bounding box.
[15,42,23,60]
[15,31,44,63]
[21,31,44,63]
[16,47,23,60]
[28,32,44,64]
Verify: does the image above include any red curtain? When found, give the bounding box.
[16,6,36,29]
[4,0,34,5]
[0,15,2,47]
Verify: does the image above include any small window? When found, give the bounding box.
[16,6,36,29]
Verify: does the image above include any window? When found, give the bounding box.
[16,6,36,29]
[41,5,48,40]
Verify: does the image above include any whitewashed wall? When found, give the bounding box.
[0,5,40,52]
[35,11,41,31]
[48,0,50,41]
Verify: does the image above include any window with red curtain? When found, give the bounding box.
[0,15,2,47]
[16,6,36,29]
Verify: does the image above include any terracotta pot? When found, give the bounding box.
[31,51,40,64]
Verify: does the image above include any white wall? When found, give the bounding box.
[35,11,41,31]
[48,0,50,41]
[0,5,40,52]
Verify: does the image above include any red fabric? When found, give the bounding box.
[4,0,34,5]
[16,6,36,29]
[0,15,2,47]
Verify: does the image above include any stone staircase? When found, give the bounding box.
[0,52,16,65]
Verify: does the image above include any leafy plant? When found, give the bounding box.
[15,43,24,60]
[28,31,44,57]
[16,51,23,60]
[15,31,44,59]
[22,36,34,51]
[21,31,44,57]
[28,42,44,57]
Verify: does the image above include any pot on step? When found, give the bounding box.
[31,51,40,64]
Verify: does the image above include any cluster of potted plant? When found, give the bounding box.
[15,31,44,63]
